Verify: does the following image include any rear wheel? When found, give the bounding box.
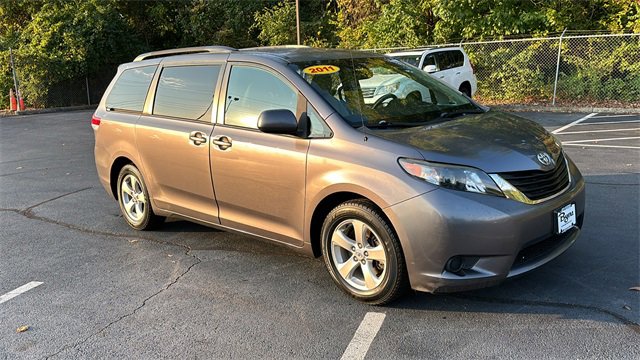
[321,200,408,305]
[117,165,163,230]
[459,82,472,98]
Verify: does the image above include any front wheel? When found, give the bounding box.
[117,164,164,230]
[321,200,409,305]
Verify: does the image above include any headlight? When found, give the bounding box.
[375,82,399,95]
[399,158,504,196]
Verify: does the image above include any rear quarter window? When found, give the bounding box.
[153,65,221,121]
[106,65,157,112]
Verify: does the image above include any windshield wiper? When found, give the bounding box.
[367,120,431,129]
[438,108,486,119]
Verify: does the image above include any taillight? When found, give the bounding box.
[91,114,101,130]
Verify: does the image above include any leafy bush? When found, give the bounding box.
[557,37,640,103]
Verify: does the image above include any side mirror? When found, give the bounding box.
[257,109,298,135]
[423,64,437,73]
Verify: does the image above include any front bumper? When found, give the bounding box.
[385,156,585,293]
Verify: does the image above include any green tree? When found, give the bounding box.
[254,1,297,45]
[253,0,338,47]
[3,0,142,107]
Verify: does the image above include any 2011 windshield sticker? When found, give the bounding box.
[303,65,340,75]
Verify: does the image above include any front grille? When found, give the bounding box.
[511,215,581,269]
[499,154,570,201]
[362,87,376,98]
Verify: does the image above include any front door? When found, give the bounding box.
[210,64,308,246]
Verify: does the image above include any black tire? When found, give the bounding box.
[321,199,409,305]
[459,83,472,98]
[116,164,164,230]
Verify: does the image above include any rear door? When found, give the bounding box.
[210,64,309,246]
[433,50,465,89]
[97,65,158,183]
[136,62,224,224]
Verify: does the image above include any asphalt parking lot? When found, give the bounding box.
[1,109,638,359]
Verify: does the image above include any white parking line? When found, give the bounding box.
[557,128,640,135]
[341,312,386,360]
[563,144,640,149]
[563,136,640,144]
[591,114,638,119]
[552,113,598,134]
[0,281,43,304]
[575,120,640,126]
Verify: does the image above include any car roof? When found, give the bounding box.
[132,45,385,64]
[239,46,385,62]
[388,47,466,56]
[388,50,429,56]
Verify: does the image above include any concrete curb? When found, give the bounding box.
[494,104,640,114]
[2,105,97,117]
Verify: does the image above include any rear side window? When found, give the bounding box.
[224,66,298,129]
[106,66,157,112]
[153,65,221,121]
[450,50,464,68]
[435,51,464,70]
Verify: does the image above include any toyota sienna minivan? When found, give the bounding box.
[93,46,585,304]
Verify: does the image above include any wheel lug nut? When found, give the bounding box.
[351,246,355,251]
[361,260,366,265]
[353,256,358,261]
[358,243,362,248]
[364,251,368,256]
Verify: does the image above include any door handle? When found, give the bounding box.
[189,131,207,146]
[455,72,461,75]
[212,135,232,150]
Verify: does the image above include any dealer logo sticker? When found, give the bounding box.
[303,65,340,75]
[537,152,554,166]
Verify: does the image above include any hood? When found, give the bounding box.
[370,111,562,173]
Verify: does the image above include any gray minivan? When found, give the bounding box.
[93,46,585,304]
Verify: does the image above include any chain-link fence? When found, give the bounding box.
[3,66,115,111]
[364,33,640,108]
[5,33,639,110]
[20,71,115,109]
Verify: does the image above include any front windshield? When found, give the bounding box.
[291,55,480,128]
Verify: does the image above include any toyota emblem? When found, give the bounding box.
[537,152,553,166]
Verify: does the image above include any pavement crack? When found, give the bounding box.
[20,187,92,213]
[44,252,201,359]
[451,294,640,334]
[585,181,639,186]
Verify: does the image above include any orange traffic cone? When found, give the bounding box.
[9,88,17,111]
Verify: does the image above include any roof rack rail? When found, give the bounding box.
[133,46,237,62]
[240,45,311,51]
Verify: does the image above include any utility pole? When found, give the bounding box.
[9,47,21,111]
[552,28,567,106]
[295,0,301,45]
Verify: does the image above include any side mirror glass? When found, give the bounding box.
[257,109,298,135]
[423,64,437,73]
